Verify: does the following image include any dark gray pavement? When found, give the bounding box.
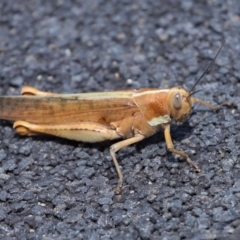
[0,1,240,239]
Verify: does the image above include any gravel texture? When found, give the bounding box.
[0,0,240,239]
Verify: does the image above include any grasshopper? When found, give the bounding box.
[0,42,224,194]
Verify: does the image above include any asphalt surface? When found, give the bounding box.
[0,0,240,239]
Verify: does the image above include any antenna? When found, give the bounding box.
[189,39,225,94]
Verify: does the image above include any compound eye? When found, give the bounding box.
[172,93,182,110]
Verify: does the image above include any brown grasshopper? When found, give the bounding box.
[0,42,224,194]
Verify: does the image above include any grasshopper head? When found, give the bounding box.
[167,87,192,124]
[166,41,225,124]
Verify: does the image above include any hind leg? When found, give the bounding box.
[13,120,121,142]
[21,86,57,96]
